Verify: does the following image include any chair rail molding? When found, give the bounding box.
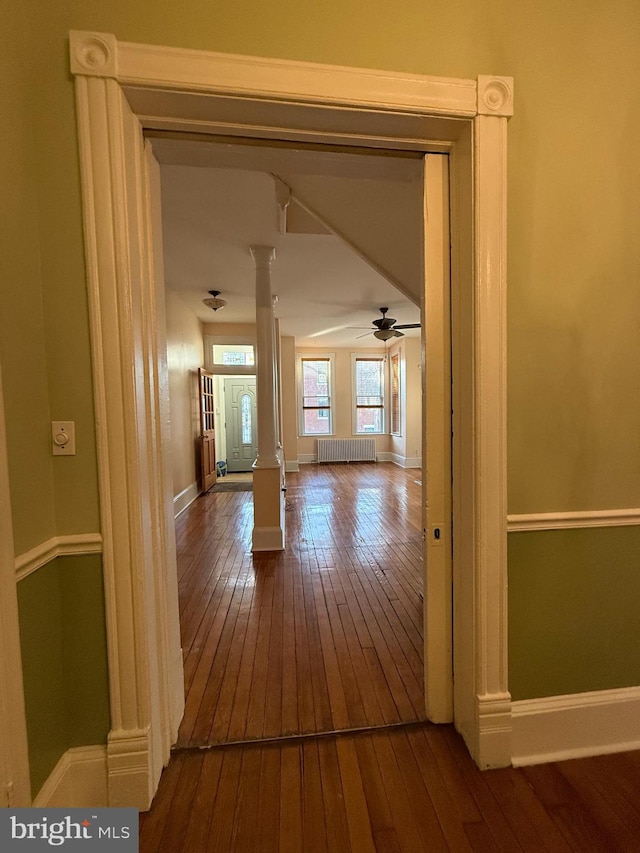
[15,533,103,582]
[508,508,640,532]
[69,29,513,787]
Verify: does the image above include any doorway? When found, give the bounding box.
[224,377,257,473]
[71,32,511,805]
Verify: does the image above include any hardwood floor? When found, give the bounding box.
[143,462,640,851]
[175,462,426,747]
[140,725,640,852]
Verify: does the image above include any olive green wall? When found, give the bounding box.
[17,555,110,796]
[7,0,638,534]
[3,0,640,786]
[509,527,640,700]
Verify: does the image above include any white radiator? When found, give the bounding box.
[316,438,377,463]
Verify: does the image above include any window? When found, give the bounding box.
[353,355,385,434]
[213,344,255,366]
[241,394,253,444]
[222,351,254,366]
[297,354,334,435]
[390,352,401,435]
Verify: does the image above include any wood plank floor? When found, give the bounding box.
[175,462,426,748]
[140,725,640,852]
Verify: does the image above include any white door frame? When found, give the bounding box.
[224,376,258,472]
[70,30,512,804]
[0,360,32,806]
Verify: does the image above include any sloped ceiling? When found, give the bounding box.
[154,136,423,347]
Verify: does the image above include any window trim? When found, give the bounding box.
[351,353,386,435]
[296,352,335,436]
[203,334,257,374]
[390,350,401,436]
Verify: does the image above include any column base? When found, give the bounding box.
[252,463,285,552]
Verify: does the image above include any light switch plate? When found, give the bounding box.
[52,421,76,456]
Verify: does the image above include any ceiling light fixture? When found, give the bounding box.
[202,290,227,312]
[373,328,403,341]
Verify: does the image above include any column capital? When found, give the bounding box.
[250,245,276,268]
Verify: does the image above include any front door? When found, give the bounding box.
[224,377,258,472]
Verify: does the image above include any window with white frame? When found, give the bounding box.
[297,354,334,435]
[390,352,401,435]
[352,355,385,434]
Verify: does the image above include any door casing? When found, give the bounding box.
[70,30,512,806]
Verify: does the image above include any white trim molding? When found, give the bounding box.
[173,482,199,518]
[512,687,640,767]
[33,745,108,808]
[69,30,512,782]
[0,360,31,805]
[508,508,640,532]
[285,460,300,473]
[383,452,422,469]
[252,525,286,552]
[15,533,103,582]
[475,693,512,769]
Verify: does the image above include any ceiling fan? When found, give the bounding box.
[357,307,421,341]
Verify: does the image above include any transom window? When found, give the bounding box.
[212,344,255,366]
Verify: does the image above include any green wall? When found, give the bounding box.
[17,555,110,796]
[509,527,640,700]
[3,0,640,787]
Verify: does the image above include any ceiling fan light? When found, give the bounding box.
[374,328,403,341]
[203,289,227,312]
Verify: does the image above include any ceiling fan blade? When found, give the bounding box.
[356,331,374,339]
[393,323,421,330]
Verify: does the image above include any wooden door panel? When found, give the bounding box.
[199,368,217,492]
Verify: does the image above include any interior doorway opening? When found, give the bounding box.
[70,33,511,805]
[157,136,440,748]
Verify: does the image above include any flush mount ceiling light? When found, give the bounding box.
[202,290,227,312]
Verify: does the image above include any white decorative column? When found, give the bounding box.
[251,246,285,551]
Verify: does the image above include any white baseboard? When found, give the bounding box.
[298,454,315,465]
[379,452,422,468]
[512,686,640,766]
[285,460,300,472]
[34,745,107,807]
[173,481,199,518]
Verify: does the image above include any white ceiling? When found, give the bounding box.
[155,137,423,348]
